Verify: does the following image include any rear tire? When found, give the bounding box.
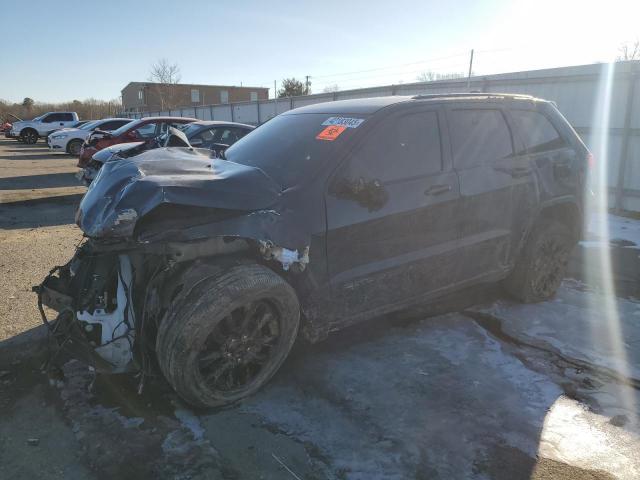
[21,128,38,144]
[67,139,83,156]
[504,218,575,303]
[156,263,300,408]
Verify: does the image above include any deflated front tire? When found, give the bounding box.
[155,264,300,408]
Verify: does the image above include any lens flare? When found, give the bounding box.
[586,61,637,425]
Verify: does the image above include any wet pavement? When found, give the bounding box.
[1,280,639,480]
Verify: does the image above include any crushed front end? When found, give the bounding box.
[35,147,311,377]
[36,240,166,374]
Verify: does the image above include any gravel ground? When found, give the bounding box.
[0,139,83,341]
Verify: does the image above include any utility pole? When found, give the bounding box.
[273,80,278,119]
[305,75,310,95]
[467,49,474,90]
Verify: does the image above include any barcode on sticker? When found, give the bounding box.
[321,117,364,128]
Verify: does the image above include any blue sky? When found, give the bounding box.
[1,0,638,103]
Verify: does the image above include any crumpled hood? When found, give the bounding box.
[92,141,146,163]
[76,147,282,238]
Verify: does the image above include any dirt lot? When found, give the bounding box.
[0,139,83,341]
[0,138,639,479]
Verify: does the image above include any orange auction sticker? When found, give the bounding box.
[316,125,346,141]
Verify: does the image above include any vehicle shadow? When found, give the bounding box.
[0,154,59,161]
[0,173,81,190]
[4,148,51,153]
[0,194,82,228]
[0,139,48,148]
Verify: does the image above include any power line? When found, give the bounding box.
[311,52,470,80]
[312,66,467,88]
[258,48,513,93]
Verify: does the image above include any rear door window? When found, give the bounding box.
[61,113,74,122]
[449,109,513,170]
[510,110,567,154]
[346,110,442,182]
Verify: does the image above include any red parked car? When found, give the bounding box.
[77,116,196,167]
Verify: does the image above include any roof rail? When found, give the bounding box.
[411,92,535,100]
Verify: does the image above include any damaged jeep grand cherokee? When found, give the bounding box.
[36,94,589,407]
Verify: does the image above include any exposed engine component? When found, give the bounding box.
[76,255,136,371]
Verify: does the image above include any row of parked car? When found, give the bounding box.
[3,110,256,184]
[36,93,591,408]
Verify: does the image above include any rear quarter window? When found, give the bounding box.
[449,109,513,169]
[510,109,567,154]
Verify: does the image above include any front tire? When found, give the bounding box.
[21,128,38,144]
[504,218,575,303]
[156,263,300,408]
[67,139,83,156]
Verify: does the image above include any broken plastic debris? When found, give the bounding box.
[274,248,299,270]
[259,241,310,271]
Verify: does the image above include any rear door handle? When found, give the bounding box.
[424,184,451,196]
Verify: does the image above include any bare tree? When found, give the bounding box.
[1,97,123,120]
[148,58,182,110]
[322,84,340,93]
[416,71,437,82]
[617,40,640,61]
[416,71,466,82]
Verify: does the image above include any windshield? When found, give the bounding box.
[178,123,203,137]
[225,113,367,188]
[111,118,141,136]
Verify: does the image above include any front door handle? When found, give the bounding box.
[424,184,451,196]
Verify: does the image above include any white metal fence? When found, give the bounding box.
[123,61,640,212]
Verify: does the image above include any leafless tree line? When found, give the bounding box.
[0,97,122,122]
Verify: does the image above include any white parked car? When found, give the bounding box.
[47,118,133,156]
[10,111,79,144]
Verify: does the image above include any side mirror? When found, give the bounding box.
[190,138,203,147]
